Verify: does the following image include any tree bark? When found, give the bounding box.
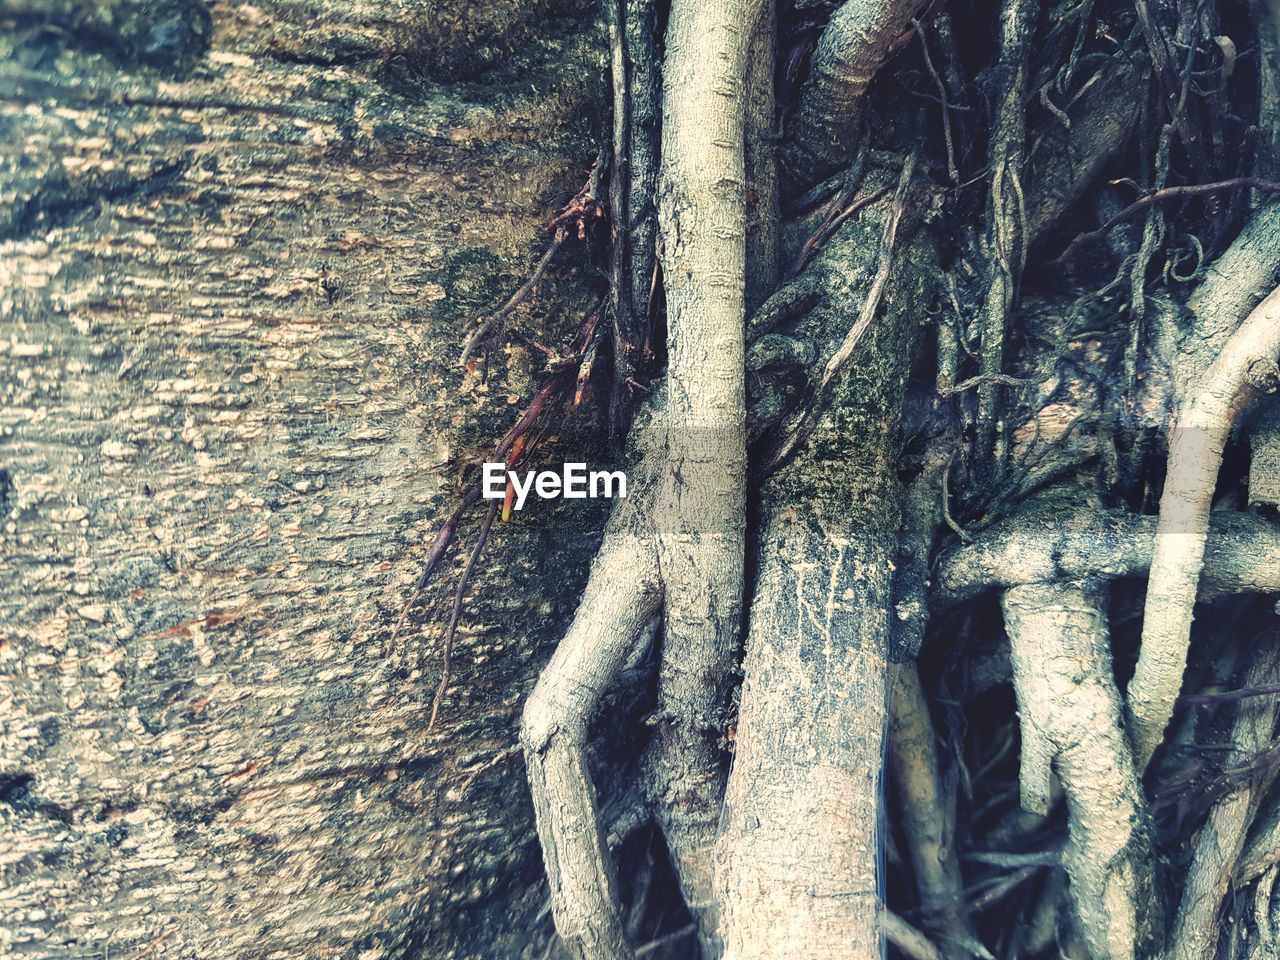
[0,4,608,957]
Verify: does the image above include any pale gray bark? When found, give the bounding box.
[521,487,663,960]
[650,1,761,952]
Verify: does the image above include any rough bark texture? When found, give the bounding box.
[650,1,760,951]
[0,3,609,957]
[714,190,934,959]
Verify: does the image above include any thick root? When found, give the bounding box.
[652,1,762,951]
[521,398,670,960]
[1000,582,1161,960]
[782,0,928,186]
[714,505,892,960]
[715,184,935,959]
[933,494,1280,608]
[1130,284,1280,768]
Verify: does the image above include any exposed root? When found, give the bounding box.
[605,0,659,435]
[428,500,499,731]
[1053,178,1280,267]
[1168,644,1280,960]
[933,493,1280,608]
[1130,285,1280,769]
[520,490,664,960]
[890,664,988,960]
[781,0,928,187]
[649,2,764,952]
[715,185,936,960]
[975,0,1036,466]
[1000,581,1161,960]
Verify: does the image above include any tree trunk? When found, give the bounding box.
[1,3,607,957]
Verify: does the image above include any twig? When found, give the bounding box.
[1052,177,1280,266]
[965,865,1043,913]
[428,500,501,731]
[915,18,958,184]
[940,453,973,542]
[938,373,1033,397]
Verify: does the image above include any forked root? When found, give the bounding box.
[1000,582,1161,960]
[521,522,662,960]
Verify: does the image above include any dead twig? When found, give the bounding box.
[428,500,500,731]
[460,154,607,366]
[1053,177,1280,266]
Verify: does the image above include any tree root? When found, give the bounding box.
[520,487,664,960]
[1168,645,1280,960]
[716,182,936,959]
[1000,581,1161,960]
[890,664,989,960]
[975,0,1036,466]
[933,493,1280,608]
[1130,284,1280,769]
[781,0,928,187]
[650,1,764,953]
